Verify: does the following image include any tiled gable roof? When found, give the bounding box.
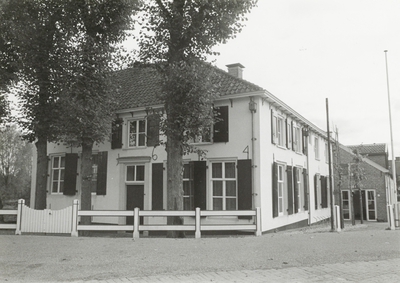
[347,143,387,155]
[112,64,264,111]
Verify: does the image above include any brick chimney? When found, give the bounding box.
[226,63,245,79]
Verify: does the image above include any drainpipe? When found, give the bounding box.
[305,128,311,226]
[249,97,257,209]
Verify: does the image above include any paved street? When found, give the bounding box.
[1,222,399,282]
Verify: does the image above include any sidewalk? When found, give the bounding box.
[71,258,400,283]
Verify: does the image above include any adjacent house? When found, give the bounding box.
[334,144,395,222]
[30,63,332,233]
[347,143,389,169]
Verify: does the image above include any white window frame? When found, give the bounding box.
[276,116,285,147]
[127,119,147,148]
[51,155,65,194]
[341,190,351,220]
[277,164,285,215]
[314,137,320,160]
[210,161,237,211]
[325,143,329,163]
[125,164,145,184]
[293,126,301,153]
[183,163,194,210]
[296,167,302,212]
[188,126,213,144]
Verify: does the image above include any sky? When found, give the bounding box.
[207,0,400,159]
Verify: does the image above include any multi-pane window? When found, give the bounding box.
[342,190,350,220]
[128,120,146,147]
[314,137,320,159]
[183,163,194,210]
[91,154,98,193]
[189,127,212,144]
[293,127,301,152]
[211,161,237,210]
[276,117,284,146]
[277,164,284,215]
[325,143,329,163]
[295,167,302,212]
[126,165,145,182]
[51,156,65,193]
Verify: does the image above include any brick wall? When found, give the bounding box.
[333,145,388,222]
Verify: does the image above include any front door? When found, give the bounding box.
[365,190,376,221]
[126,185,144,225]
[125,164,145,225]
[352,189,377,221]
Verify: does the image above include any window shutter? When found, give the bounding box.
[272,162,278,218]
[302,128,307,155]
[193,161,206,210]
[287,166,293,215]
[111,118,123,149]
[271,109,276,144]
[96,152,107,195]
[152,163,164,210]
[285,119,290,149]
[321,175,328,208]
[147,114,160,147]
[213,106,229,143]
[237,159,252,219]
[303,168,309,210]
[64,153,78,196]
[314,174,319,209]
[293,167,299,213]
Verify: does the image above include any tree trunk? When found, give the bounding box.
[80,138,94,236]
[34,138,47,209]
[358,187,363,224]
[166,136,185,238]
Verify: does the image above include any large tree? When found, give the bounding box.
[54,0,137,229]
[0,0,137,210]
[138,0,257,237]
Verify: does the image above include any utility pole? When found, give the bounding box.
[384,50,397,230]
[326,98,335,231]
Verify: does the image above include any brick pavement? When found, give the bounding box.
[68,258,400,283]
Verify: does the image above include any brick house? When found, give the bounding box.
[334,144,395,222]
[347,143,389,169]
[30,63,332,233]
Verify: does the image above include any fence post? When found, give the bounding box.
[15,199,24,235]
[195,207,201,239]
[395,203,400,227]
[71,199,79,237]
[335,205,341,232]
[133,207,140,240]
[255,207,261,236]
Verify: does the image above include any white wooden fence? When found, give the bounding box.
[1,199,262,238]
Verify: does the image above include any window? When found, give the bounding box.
[295,167,302,212]
[276,117,285,146]
[314,174,322,209]
[189,126,212,144]
[211,161,237,210]
[277,164,284,215]
[325,143,329,163]
[91,155,99,193]
[314,137,319,159]
[126,165,145,182]
[342,190,350,220]
[51,156,65,193]
[293,126,301,152]
[286,120,292,149]
[183,163,194,210]
[128,120,146,147]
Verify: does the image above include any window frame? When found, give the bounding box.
[314,137,320,160]
[293,126,302,153]
[127,119,147,148]
[295,167,302,212]
[125,164,145,183]
[183,163,194,210]
[276,116,285,147]
[277,163,285,215]
[51,155,65,194]
[210,160,238,211]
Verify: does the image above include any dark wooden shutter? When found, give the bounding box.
[303,168,309,210]
[314,174,318,209]
[213,106,229,143]
[271,109,276,144]
[321,175,328,208]
[63,153,78,196]
[237,159,252,219]
[272,162,278,218]
[96,151,107,195]
[287,166,293,215]
[285,119,290,149]
[152,163,164,210]
[193,161,206,210]
[111,118,123,149]
[147,114,160,147]
[302,128,307,155]
[293,167,299,213]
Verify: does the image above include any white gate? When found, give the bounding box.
[19,200,73,234]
